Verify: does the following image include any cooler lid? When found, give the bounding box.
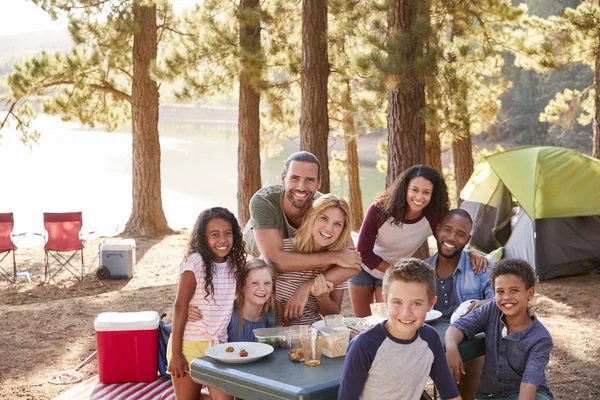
[95,311,159,331]
[100,239,136,251]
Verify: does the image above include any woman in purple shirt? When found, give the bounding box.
[349,165,451,317]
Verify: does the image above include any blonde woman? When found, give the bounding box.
[276,194,352,325]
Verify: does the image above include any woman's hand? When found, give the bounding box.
[310,274,334,298]
[284,281,312,321]
[187,306,203,322]
[167,351,189,379]
[468,251,490,274]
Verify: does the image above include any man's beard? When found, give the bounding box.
[286,190,312,209]
[437,241,465,259]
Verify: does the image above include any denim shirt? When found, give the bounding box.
[425,251,494,305]
[453,301,554,399]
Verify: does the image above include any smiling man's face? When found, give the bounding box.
[282,161,320,210]
[436,213,472,259]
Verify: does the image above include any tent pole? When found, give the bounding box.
[533,220,539,282]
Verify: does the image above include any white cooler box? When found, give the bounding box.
[97,239,136,279]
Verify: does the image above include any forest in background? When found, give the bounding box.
[0,0,594,152]
[0,0,598,237]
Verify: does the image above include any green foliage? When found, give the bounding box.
[474,144,505,164]
[0,0,186,141]
[504,0,597,149]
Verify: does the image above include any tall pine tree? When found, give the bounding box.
[1,0,179,236]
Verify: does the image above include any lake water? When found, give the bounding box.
[0,114,386,245]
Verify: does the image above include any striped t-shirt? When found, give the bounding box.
[181,253,237,343]
[275,239,348,326]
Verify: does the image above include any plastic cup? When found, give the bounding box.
[287,325,309,362]
[324,314,344,328]
[301,329,322,367]
[370,302,388,319]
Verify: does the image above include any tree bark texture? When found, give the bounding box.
[386,0,427,188]
[425,127,442,174]
[300,0,330,192]
[594,19,600,159]
[342,80,364,231]
[237,0,262,226]
[452,133,474,205]
[124,1,171,237]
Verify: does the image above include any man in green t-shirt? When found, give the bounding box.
[243,151,361,321]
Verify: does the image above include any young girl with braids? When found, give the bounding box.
[167,207,245,400]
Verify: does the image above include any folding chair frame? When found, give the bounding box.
[45,247,85,281]
[41,212,87,282]
[0,212,24,284]
[0,249,17,284]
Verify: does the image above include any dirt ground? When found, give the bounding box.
[1,231,599,400]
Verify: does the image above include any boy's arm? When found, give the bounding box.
[520,336,552,397]
[427,327,461,399]
[517,383,538,400]
[444,326,466,383]
[338,340,371,400]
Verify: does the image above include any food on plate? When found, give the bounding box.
[239,349,249,357]
[225,346,235,353]
[288,348,304,362]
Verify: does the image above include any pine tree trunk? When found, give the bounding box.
[386,0,427,187]
[300,0,330,193]
[452,133,474,205]
[342,80,364,231]
[123,1,171,237]
[594,22,600,159]
[425,127,442,174]
[237,0,262,226]
[425,82,443,174]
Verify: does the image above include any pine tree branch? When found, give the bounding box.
[0,101,17,131]
[34,79,131,102]
[263,78,300,89]
[157,24,197,38]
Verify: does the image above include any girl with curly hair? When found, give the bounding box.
[168,207,245,400]
[349,165,450,317]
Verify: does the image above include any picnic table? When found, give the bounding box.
[190,320,485,400]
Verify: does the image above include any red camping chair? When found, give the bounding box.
[0,213,24,284]
[42,212,86,281]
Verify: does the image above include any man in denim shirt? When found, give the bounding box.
[425,209,494,323]
[425,209,494,399]
[446,259,553,400]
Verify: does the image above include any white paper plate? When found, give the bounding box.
[425,309,443,322]
[205,342,274,364]
[312,317,368,330]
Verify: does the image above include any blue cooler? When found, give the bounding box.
[97,239,136,279]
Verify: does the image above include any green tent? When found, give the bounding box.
[460,146,600,280]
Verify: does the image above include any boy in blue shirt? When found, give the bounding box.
[339,258,461,400]
[445,259,553,400]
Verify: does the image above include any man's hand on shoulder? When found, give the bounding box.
[335,247,362,270]
[468,250,490,274]
[464,299,492,315]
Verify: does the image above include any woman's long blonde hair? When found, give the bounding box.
[293,194,352,254]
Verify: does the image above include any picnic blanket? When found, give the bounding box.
[52,375,174,400]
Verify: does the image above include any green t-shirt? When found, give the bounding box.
[243,185,322,257]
